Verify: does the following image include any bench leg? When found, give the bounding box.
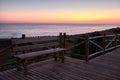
[59,51,65,63]
[16,59,22,71]
[22,60,28,75]
[54,53,58,61]
[61,51,65,63]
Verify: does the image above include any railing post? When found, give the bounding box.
[59,33,62,48]
[85,34,89,62]
[61,33,66,63]
[63,33,66,48]
[119,34,120,47]
[22,34,26,39]
[115,33,117,49]
[21,34,26,54]
[103,32,106,53]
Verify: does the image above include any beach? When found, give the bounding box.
[0,24,120,38]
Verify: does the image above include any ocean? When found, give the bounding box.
[0,23,120,38]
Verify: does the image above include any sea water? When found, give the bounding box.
[0,23,120,38]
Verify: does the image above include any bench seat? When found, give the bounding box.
[12,33,66,75]
[14,48,66,60]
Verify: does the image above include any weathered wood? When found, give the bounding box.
[105,46,115,51]
[61,33,66,63]
[88,33,120,59]
[0,45,12,54]
[89,35,103,39]
[63,33,66,48]
[13,42,59,52]
[14,48,66,60]
[105,36,116,49]
[59,33,62,48]
[103,32,106,53]
[66,41,85,50]
[85,34,89,62]
[0,49,120,80]
[12,36,57,45]
[89,40,103,50]
[12,33,66,74]
[22,34,25,39]
[115,34,117,49]
[88,50,104,58]
[58,33,66,63]
[105,34,115,37]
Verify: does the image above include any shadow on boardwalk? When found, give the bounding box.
[0,48,120,80]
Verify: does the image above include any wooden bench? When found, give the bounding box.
[12,33,66,74]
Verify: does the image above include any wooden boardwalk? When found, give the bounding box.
[0,49,120,80]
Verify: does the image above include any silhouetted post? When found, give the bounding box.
[61,33,66,63]
[115,33,117,49]
[103,32,106,53]
[54,33,62,61]
[22,34,26,39]
[59,33,62,48]
[57,33,62,62]
[63,33,66,48]
[21,34,26,54]
[85,34,89,62]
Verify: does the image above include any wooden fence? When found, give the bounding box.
[0,33,65,71]
[0,32,120,71]
[66,32,120,61]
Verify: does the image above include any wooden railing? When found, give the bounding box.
[66,32,120,61]
[0,32,120,71]
[0,33,66,71]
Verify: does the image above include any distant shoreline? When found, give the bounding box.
[0,22,120,25]
[0,24,119,39]
[0,27,120,46]
[0,26,120,39]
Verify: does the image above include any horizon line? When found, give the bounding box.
[0,22,120,25]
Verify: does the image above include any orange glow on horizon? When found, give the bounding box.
[0,10,120,24]
[0,0,120,24]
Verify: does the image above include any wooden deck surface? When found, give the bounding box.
[0,49,120,80]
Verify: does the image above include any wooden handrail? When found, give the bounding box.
[66,33,120,61]
[88,33,120,60]
[89,35,103,39]
[0,45,12,54]
[66,41,85,50]
[1,33,120,63]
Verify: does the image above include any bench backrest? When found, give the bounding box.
[12,33,66,54]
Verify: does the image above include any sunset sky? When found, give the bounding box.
[0,0,120,24]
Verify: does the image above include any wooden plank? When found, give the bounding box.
[66,35,85,40]
[66,41,85,50]
[0,49,120,80]
[105,36,116,48]
[0,72,13,80]
[2,71,18,80]
[59,60,113,80]
[14,48,66,59]
[12,36,57,45]
[13,42,59,52]
[67,57,120,79]
[40,62,87,80]
[106,34,115,37]
[117,45,120,48]
[85,34,89,61]
[89,40,103,50]
[0,45,12,54]
[105,46,115,51]
[89,35,103,39]
[88,50,104,58]
[103,32,106,53]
